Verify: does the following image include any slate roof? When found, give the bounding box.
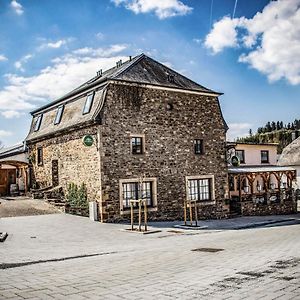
[278,137,300,166]
[0,144,26,158]
[26,85,107,142]
[26,53,223,142]
[31,53,219,115]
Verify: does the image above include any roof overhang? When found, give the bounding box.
[228,166,296,174]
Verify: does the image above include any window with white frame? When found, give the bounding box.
[34,114,43,131]
[188,178,212,201]
[54,105,64,125]
[83,93,94,114]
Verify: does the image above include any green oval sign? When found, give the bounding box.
[231,155,240,167]
[83,135,94,147]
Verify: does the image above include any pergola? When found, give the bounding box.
[228,166,296,203]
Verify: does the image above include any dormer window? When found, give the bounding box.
[34,114,43,132]
[83,92,94,115]
[54,105,64,125]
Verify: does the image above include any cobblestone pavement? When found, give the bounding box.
[0,197,59,218]
[0,214,299,299]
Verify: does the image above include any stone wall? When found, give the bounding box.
[241,200,297,216]
[28,125,101,202]
[99,82,229,222]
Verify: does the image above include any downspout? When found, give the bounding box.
[97,126,103,222]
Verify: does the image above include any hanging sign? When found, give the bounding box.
[83,135,94,147]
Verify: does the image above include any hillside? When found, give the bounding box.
[236,119,300,153]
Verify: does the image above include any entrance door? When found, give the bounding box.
[0,170,8,196]
[52,160,59,187]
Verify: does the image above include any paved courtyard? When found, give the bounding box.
[0,213,300,299]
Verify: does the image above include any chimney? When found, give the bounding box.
[116,60,122,67]
[96,69,102,77]
[129,56,132,61]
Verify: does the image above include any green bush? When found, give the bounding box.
[66,182,88,209]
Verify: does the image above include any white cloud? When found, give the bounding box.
[0,130,13,138]
[0,44,128,113]
[205,0,300,85]
[1,110,23,119]
[227,123,252,141]
[38,38,73,51]
[204,16,243,54]
[11,0,23,15]
[112,0,192,19]
[0,55,8,62]
[14,54,33,72]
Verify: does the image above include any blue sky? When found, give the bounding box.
[0,0,299,146]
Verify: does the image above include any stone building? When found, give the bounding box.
[25,54,229,222]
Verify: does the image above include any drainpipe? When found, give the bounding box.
[97,126,103,222]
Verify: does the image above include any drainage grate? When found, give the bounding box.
[191,247,224,253]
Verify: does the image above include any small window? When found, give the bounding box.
[37,147,43,165]
[261,150,269,163]
[83,93,94,114]
[131,137,143,154]
[236,150,245,164]
[194,139,204,155]
[122,181,153,209]
[34,114,43,132]
[188,178,212,201]
[54,105,64,125]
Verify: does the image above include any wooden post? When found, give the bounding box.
[144,200,148,232]
[138,199,142,232]
[130,201,134,231]
[194,201,198,227]
[189,200,193,226]
[184,200,187,226]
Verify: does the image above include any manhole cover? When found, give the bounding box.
[191,248,224,253]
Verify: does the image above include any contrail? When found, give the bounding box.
[210,0,214,28]
[232,0,238,18]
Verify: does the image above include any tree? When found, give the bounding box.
[266,122,272,132]
[280,121,284,129]
[249,129,253,136]
[271,121,276,131]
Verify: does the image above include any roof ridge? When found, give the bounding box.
[110,53,145,79]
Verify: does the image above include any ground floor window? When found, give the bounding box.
[187,176,214,201]
[120,178,157,210]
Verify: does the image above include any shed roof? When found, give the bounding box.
[228,166,296,174]
[278,137,300,166]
